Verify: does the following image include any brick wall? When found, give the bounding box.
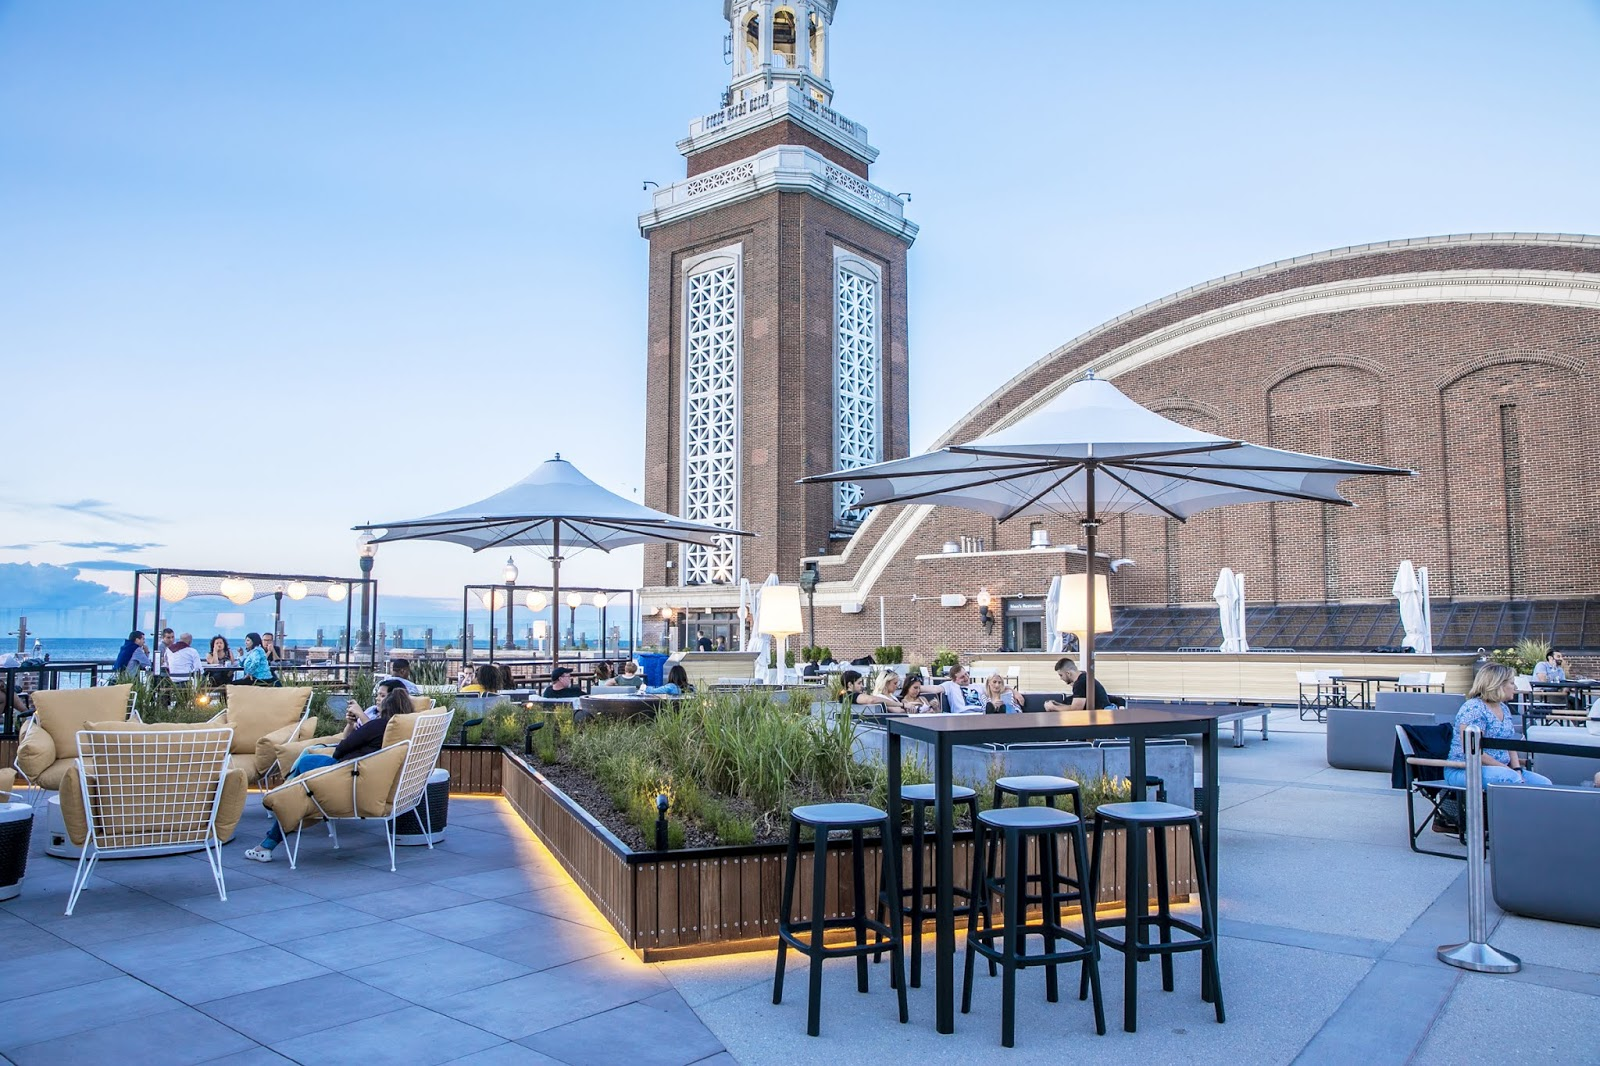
[685,120,870,179]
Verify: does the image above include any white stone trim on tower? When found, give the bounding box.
[679,244,744,586]
[833,249,882,526]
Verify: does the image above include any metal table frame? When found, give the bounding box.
[885,705,1221,1034]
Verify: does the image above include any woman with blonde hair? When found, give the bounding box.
[982,672,1021,714]
[1444,662,1552,788]
[874,670,901,702]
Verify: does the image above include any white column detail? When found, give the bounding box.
[833,249,882,525]
[680,245,743,585]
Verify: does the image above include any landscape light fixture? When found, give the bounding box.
[976,587,994,635]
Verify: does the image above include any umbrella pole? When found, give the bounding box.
[551,526,562,669]
[1083,468,1098,709]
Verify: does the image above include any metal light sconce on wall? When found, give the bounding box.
[976,587,995,635]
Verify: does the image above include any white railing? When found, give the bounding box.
[689,85,869,147]
[647,144,906,224]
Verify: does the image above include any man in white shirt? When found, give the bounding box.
[381,658,422,696]
[937,664,985,714]
[166,633,204,681]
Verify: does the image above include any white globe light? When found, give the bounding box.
[285,581,308,601]
[327,584,348,603]
[566,591,583,609]
[227,580,255,606]
[481,589,506,611]
[525,591,548,611]
[218,578,237,599]
[592,592,607,610]
[160,577,189,603]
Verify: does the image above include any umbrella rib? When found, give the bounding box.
[1100,467,1188,523]
[951,441,1244,463]
[1131,458,1409,476]
[996,467,1080,523]
[851,465,1075,508]
[801,458,1053,485]
[470,520,555,552]
[1118,464,1358,506]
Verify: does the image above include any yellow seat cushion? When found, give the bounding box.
[0,767,15,798]
[254,718,319,779]
[218,687,310,755]
[30,685,134,760]
[59,765,246,847]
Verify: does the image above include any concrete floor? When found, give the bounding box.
[2,711,1596,1064]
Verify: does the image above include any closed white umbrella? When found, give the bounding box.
[1235,572,1250,653]
[1393,560,1432,654]
[736,578,752,652]
[747,573,780,681]
[1214,568,1245,653]
[1044,575,1065,654]
[805,374,1411,702]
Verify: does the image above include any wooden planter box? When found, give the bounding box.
[437,745,503,794]
[501,751,1197,960]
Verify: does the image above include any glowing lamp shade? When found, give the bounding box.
[592,592,607,610]
[566,591,583,609]
[481,588,507,611]
[659,606,675,620]
[1055,573,1112,636]
[757,586,804,638]
[217,578,237,599]
[160,577,189,603]
[533,620,548,639]
[976,587,993,610]
[285,581,308,601]
[226,579,255,605]
[525,591,547,611]
[327,584,348,603]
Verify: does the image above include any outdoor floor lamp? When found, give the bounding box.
[758,585,803,683]
[1057,572,1112,667]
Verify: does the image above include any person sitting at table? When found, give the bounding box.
[167,633,204,683]
[206,635,234,666]
[1445,662,1553,788]
[113,630,152,674]
[874,670,901,702]
[1533,649,1568,684]
[260,632,286,663]
[459,664,501,695]
[982,672,1021,714]
[896,673,936,714]
[841,669,894,710]
[1042,657,1114,711]
[381,658,421,695]
[244,680,414,863]
[232,633,274,686]
[541,666,583,700]
[936,664,985,714]
[644,663,694,696]
[593,662,613,682]
[613,661,646,690]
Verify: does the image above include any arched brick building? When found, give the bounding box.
[803,233,1600,660]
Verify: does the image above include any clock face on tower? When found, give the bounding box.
[638,1,915,598]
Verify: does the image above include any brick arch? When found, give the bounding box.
[1437,358,1591,599]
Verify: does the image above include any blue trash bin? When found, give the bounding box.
[638,653,669,687]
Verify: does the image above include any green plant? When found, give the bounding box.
[409,659,452,686]
[1491,638,1550,675]
[873,646,903,665]
[931,649,960,676]
[350,670,377,710]
[784,649,796,668]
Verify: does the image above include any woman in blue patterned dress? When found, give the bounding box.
[1444,663,1553,788]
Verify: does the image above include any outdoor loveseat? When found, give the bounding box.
[1489,784,1600,927]
[1327,691,1462,772]
[13,685,137,797]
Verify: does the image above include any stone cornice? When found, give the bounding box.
[676,85,876,165]
[639,144,917,244]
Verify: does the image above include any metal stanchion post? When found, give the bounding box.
[1437,725,1520,973]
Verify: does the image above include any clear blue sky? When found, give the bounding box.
[2,0,1598,612]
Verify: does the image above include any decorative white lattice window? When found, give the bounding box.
[834,251,882,525]
[680,247,742,585]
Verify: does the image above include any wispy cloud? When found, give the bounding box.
[54,499,160,525]
[0,543,35,551]
[60,540,163,554]
[68,560,145,571]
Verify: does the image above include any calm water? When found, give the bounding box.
[23,637,610,662]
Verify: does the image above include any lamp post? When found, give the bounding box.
[502,556,518,650]
[798,562,819,653]
[356,532,377,661]
[566,591,583,652]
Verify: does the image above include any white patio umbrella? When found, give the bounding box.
[736,577,753,652]
[1044,575,1065,654]
[1213,568,1247,653]
[1393,560,1433,654]
[355,455,753,665]
[747,573,780,680]
[803,373,1411,702]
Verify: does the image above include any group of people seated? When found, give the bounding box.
[840,656,1122,715]
[453,658,695,701]
[112,628,289,687]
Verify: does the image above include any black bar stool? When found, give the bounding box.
[773,802,909,1037]
[874,782,978,987]
[1087,800,1223,1033]
[992,774,1085,917]
[962,805,1105,1047]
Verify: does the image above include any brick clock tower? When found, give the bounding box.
[638,1,917,638]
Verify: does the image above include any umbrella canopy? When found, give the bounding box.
[804,374,1411,700]
[1213,568,1247,653]
[1043,575,1065,654]
[356,455,753,664]
[1393,560,1433,654]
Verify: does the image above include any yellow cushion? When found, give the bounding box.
[32,685,133,759]
[59,734,238,848]
[220,687,310,754]
[15,722,57,780]
[33,761,73,791]
[255,718,318,779]
[383,712,423,747]
[0,768,14,798]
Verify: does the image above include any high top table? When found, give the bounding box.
[885,705,1223,1034]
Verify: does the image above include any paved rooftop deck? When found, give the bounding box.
[2,713,1596,1064]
